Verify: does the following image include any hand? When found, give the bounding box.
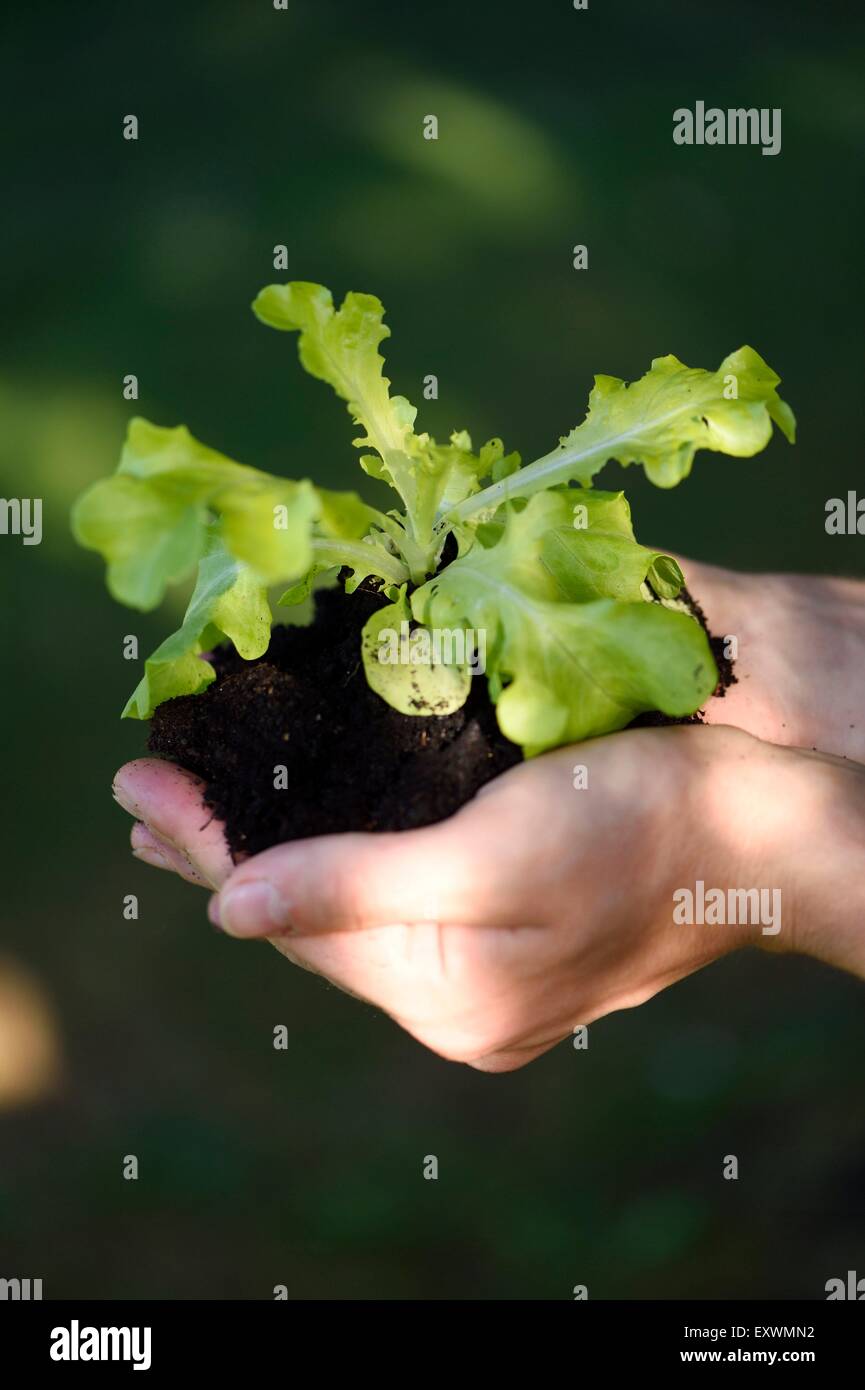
[678,559,865,761]
[114,721,865,1071]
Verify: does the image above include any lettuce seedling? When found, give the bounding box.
[72,283,795,755]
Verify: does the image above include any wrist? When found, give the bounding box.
[711,733,865,975]
[680,727,796,957]
[674,728,865,973]
[766,748,865,977]
[643,727,793,972]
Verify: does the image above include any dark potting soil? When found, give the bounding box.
[148,583,735,858]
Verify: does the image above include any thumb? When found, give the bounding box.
[209,806,521,939]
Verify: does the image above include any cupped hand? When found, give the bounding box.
[113,720,865,1071]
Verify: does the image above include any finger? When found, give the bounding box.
[130,821,212,887]
[132,843,174,872]
[113,758,234,890]
[209,786,536,939]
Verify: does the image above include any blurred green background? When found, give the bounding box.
[1,0,863,1299]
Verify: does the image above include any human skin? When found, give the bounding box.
[682,558,865,762]
[113,560,865,1071]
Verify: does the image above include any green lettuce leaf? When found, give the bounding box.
[278,486,410,603]
[540,489,685,601]
[361,587,471,717]
[316,486,385,541]
[72,281,797,750]
[252,282,426,548]
[413,493,716,754]
[252,281,417,461]
[278,536,408,606]
[123,533,272,719]
[449,346,796,524]
[252,281,508,578]
[72,418,372,609]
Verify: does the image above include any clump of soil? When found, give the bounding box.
[148,586,522,858]
[148,583,734,858]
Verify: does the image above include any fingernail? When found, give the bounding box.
[219,881,293,938]
[207,894,222,928]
